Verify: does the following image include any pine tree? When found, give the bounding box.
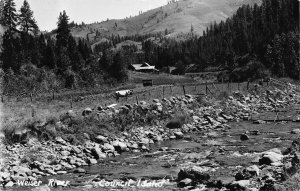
[68,35,84,72]
[2,0,17,30]
[56,10,70,49]
[0,0,4,25]
[18,0,38,33]
[109,52,128,82]
[55,11,71,72]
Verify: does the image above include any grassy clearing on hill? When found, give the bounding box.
[71,0,261,40]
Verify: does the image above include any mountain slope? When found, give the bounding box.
[71,0,261,40]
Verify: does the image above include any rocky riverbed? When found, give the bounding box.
[1,85,300,190]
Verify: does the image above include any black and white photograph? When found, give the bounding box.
[0,0,299,190]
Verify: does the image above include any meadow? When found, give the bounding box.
[1,71,253,136]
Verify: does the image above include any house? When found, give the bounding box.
[129,62,159,73]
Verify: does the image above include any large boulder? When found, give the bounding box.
[174,131,184,139]
[291,129,300,134]
[177,166,210,184]
[112,140,127,152]
[259,151,284,166]
[91,146,106,159]
[102,143,115,152]
[95,135,108,143]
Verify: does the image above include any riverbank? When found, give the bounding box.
[1,84,300,190]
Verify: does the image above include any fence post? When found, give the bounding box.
[206,81,208,95]
[163,86,165,98]
[227,81,230,90]
[247,80,250,90]
[136,95,139,104]
[52,91,55,100]
[30,93,33,102]
[70,96,73,109]
[182,85,186,95]
[31,107,35,118]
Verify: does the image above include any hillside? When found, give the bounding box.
[71,0,261,41]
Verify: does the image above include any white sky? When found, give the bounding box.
[15,0,167,31]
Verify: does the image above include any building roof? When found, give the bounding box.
[131,62,159,71]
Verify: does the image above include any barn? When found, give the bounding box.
[129,62,159,73]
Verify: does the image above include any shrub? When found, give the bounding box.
[166,115,187,129]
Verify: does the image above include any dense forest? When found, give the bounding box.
[0,0,299,96]
[141,0,299,81]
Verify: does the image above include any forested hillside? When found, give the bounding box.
[0,0,299,96]
[140,0,299,81]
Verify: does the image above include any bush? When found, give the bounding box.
[166,115,187,129]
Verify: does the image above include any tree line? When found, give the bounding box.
[0,0,131,95]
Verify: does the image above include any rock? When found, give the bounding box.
[259,151,284,165]
[178,178,192,188]
[91,146,106,159]
[4,181,14,187]
[0,171,11,179]
[205,116,221,126]
[246,165,260,176]
[267,148,282,155]
[139,138,150,146]
[235,170,252,181]
[232,180,250,188]
[61,150,70,156]
[66,110,76,118]
[88,159,97,164]
[72,146,81,154]
[44,168,56,175]
[31,185,51,191]
[112,141,127,152]
[55,137,67,145]
[11,166,32,175]
[95,135,108,143]
[174,131,184,139]
[153,135,163,142]
[74,168,86,173]
[153,99,160,103]
[291,129,300,134]
[259,182,277,191]
[103,143,115,152]
[253,120,266,124]
[82,108,92,116]
[159,147,169,151]
[56,171,67,175]
[240,134,249,141]
[139,101,147,105]
[178,166,210,184]
[83,133,90,140]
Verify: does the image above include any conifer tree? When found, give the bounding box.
[2,0,17,30]
[18,0,38,33]
[56,10,70,48]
